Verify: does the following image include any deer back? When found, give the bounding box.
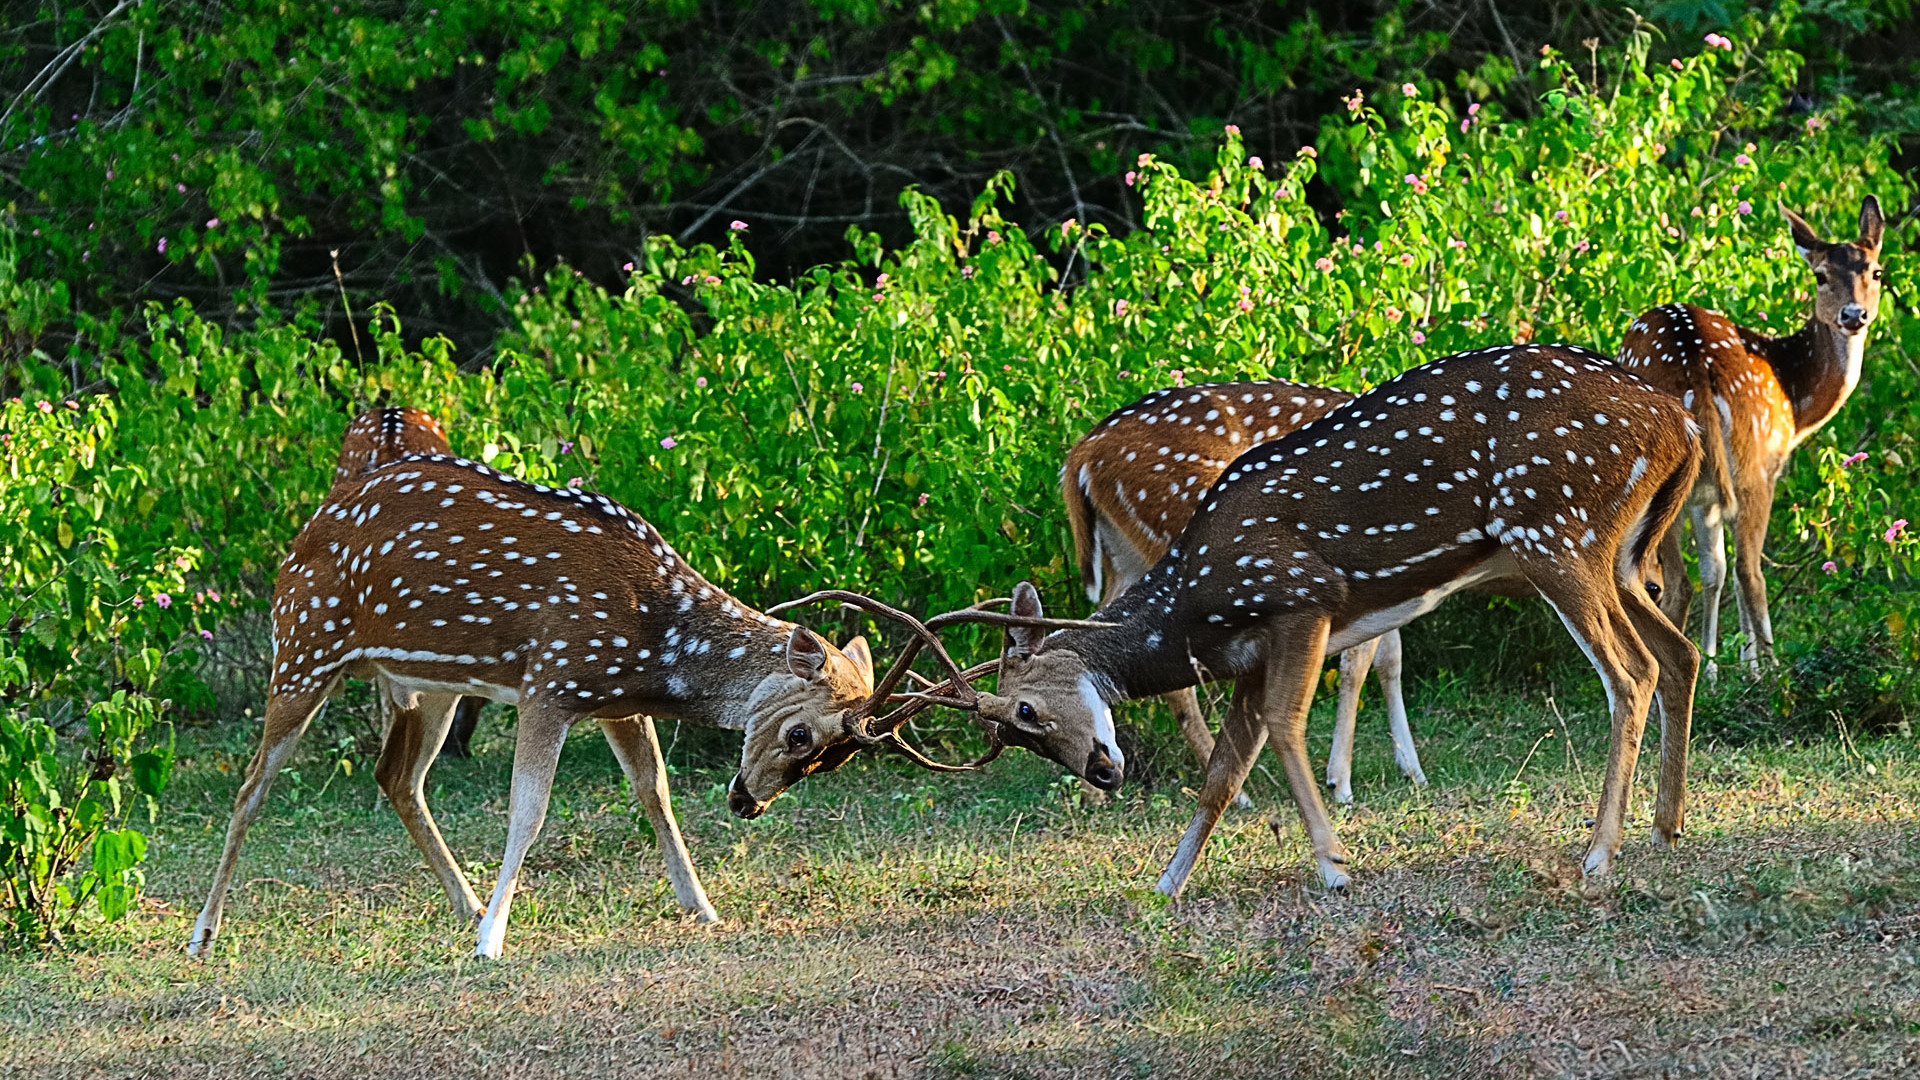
[333,407,454,488]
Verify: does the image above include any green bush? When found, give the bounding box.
[3,31,1916,743]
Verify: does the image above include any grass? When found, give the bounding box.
[3,667,1918,1079]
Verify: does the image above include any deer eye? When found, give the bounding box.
[786,725,812,749]
[1016,702,1038,726]
[1814,269,1829,285]
[1874,268,1884,281]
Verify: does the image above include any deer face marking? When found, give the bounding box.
[1787,197,1885,336]
[727,629,875,818]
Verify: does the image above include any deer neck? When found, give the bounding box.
[619,583,798,730]
[1754,317,1867,442]
[1051,576,1237,701]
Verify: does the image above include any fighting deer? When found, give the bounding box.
[333,406,485,758]
[850,345,1701,894]
[189,455,886,958]
[1617,197,1885,670]
[1063,381,1425,804]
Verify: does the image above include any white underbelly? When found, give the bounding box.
[374,666,523,706]
[1325,549,1520,653]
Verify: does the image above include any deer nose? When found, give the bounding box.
[726,774,765,819]
[1084,748,1123,791]
[1838,303,1869,331]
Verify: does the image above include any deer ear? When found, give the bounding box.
[787,626,829,682]
[840,635,875,690]
[1858,195,1885,254]
[1781,203,1829,260]
[1003,581,1047,661]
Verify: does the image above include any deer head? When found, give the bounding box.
[970,582,1125,790]
[1785,196,1885,335]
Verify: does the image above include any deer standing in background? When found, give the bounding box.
[333,406,485,757]
[914,345,1700,892]
[190,455,883,958]
[1062,381,1425,805]
[1618,197,1885,671]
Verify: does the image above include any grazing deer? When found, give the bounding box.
[189,456,880,958]
[333,406,486,757]
[1063,381,1425,804]
[1617,197,1885,670]
[889,345,1701,893]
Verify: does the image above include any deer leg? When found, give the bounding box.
[1373,628,1425,787]
[474,701,572,959]
[1729,479,1778,672]
[1537,580,1657,877]
[1168,687,1254,810]
[1691,504,1728,677]
[1327,636,1379,805]
[1156,675,1268,898]
[1619,582,1699,849]
[374,690,483,923]
[189,686,331,956]
[600,716,720,923]
[1655,520,1693,634]
[440,696,483,759]
[1258,615,1350,889]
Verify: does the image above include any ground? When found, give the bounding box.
[2,677,1916,1079]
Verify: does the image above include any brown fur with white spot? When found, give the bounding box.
[189,455,874,958]
[1617,197,1884,670]
[1062,381,1425,805]
[962,345,1702,893]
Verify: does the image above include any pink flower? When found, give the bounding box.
[1885,519,1908,543]
[207,591,220,603]
[872,293,884,303]
[1737,201,1753,215]
[987,230,1002,244]
[1124,170,1137,186]
[1344,90,1364,116]
[961,266,974,278]
[1137,153,1152,167]
[1842,452,1868,467]
[1224,124,1240,135]
[916,492,930,507]
[567,477,583,489]
[157,238,167,254]
[1555,210,1569,223]
[558,440,574,455]
[156,593,172,609]
[1237,297,1254,313]
[1805,115,1824,134]
[1247,156,1263,170]
[132,596,144,609]
[1540,44,1551,56]
[1384,307,1403,323]
[1298,145,1317,159]
[1117,370,1130,380]
[729,220,748,230]
[1822,561,1837,575]
[681,275,695,285]
[1404,173,1428,195]
[1704,33,1732,51]
[1113,298,1130,317]
[64,400,76,410]
[850,381,864,393]
[1314,257,1335,272]
[703,275,720,285]
[1401,83,1418,98]
[1468,103,1481,116]
[1398,253,1415,268]
[876,273,889,287]
[1170,369,1185,387]
[622,262,634,272]
[35,400,51,413]
[205,217,220,229]
[1412,331,1427,344]
[1448,237,1467,250]
[695,376,708,388]
[1734,153,1751,167]
[660,436,677,450]
[1574,240,1590,254]
[200,629,214,640]
[175,183,186,193]
[1061,219,1076,237]
[1461,120,1471,134]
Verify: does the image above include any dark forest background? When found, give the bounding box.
[6,0,1920,365]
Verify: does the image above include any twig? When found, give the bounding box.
[331,249,364,364]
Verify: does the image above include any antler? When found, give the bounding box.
[766,590,1114,772]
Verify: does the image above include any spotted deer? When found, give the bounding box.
[333,406,486,758]
[189,456,881,958]
[1617,197,1885,670]
[1062,381,1424,805]
[911,344,1701,893]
